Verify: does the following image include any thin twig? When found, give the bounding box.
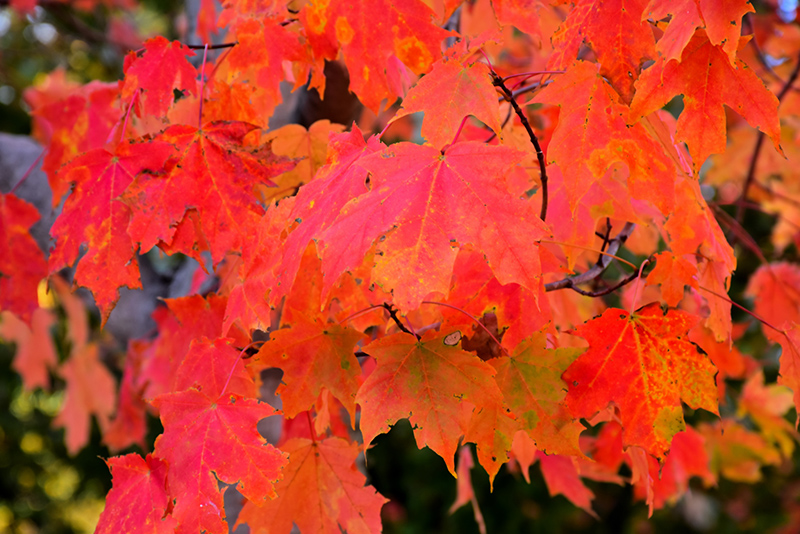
[545,222,636,293]
[381,303,418,339]
[184,42,238,50]
[600,218,612,252]
[698,285,781,334]
[198,44,209,129]
[567,269,643,297]
[490,69,549,221]
[9,149,45,195]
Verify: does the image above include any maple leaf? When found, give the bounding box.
[563,302,718,459]
[746,262,800,338]
[120,36,197,118]
[139,294,230,400]
[356,329,504,475]
[95,454,178,534]
[103,339,149,452]
[630,31,782,171]
[388,55,502,147]
[491,331,586,457]
[50,140,173,324]
[251,320,366,420]
[533,60,676,214]
[664,178,735,341]
[539,453,597,516]
[0,309,57,390]
[650,427,713,509]
[260,120,346,201]
[738,370,798,459]
[443,249,550,349]
[274,126,382,303]
[318,141,551,310]
[549,0,655,102]
[699,418,782,482]
[150,338,287,534]
[450,445,479,512]
[224,16,309,123]
[644,0,754,63]
[491,0,547,39]
[775,326,800,426]
[122,121,290,264]
[223,203,294,334]
[28,82,120,205]
[304,0,451,112]
[645,251,699,307]
[237,436,387,534]
[54,343,117,455]
[0,194,47,324]
[464,386,520,484]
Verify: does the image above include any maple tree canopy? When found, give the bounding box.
[6,0,800,531]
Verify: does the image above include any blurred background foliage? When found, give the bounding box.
[2,1,800,533]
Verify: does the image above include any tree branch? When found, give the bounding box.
[184,42,238,50]
[381,303,419,339]
[544,222,636,293]
[490,70,549,222]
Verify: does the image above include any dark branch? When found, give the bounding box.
[567,268,645,297]
[381,303,419,339]
[545,222,636,293]
[599,218,612,252]
[490,70,549,222]
[184,42,238,50]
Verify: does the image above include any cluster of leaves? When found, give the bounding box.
[5,0,800,531]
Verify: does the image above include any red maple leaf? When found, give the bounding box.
[50,140,172,323]
[644,0,754,63]
[0,193,47,324]
[54,343,117,455]
[1,308,57,390]
[563,302,718,459]
[120,36,197,118]
[630,31,782,171]
[307,141,550,310]
[95,454,178,534]
[237,435,387,534]
[150,338,287,534]
[389,54,502,147]
[122,121,291,264]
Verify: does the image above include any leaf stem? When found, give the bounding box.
[9,149,45,195]
[198,43,209,130]
[490,69,549,221]
[306,411,318,443]
[381,303,419,339]
[697,285,781,334]
[221,341,264,395]
[338,304,384,325]
[539,238,637,269]
[628,259,651,315]
[449,115,471,147]
[502,70,564,83]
